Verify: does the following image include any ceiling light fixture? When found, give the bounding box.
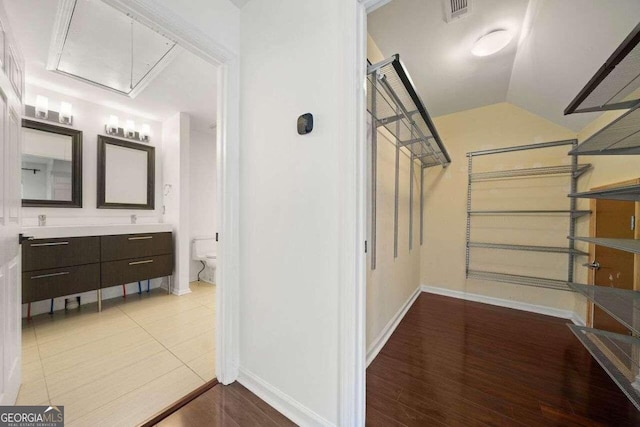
[471,30,512,57]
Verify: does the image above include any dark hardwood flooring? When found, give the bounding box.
[153,382,296,427]
[366,293,640,427]
[152,293,640,426]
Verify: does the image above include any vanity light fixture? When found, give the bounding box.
[59,102,73,125]
[140,124,151,142]
[106,115,119,135]
[35,95,49,119]
[471,30,512,57]
[25,96,74,126]
[104,116,151,142]
[125,120,136,138]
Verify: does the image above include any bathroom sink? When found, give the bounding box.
[21,223,173,239]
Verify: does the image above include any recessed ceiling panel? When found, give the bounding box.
[52,0,177,96]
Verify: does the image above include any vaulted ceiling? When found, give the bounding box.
[369,0,640,131]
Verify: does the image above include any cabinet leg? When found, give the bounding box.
[168,276,172,295]
[97,289,102,312]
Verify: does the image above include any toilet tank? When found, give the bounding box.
[192,236,216,260]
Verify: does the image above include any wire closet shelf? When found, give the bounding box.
[464,139,591,291]
[367,55,451,271]
[566,23,640,156]
[367,55,450,168]
[565,23,640,115]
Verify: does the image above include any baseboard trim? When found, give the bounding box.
[171,288,193,296]
[421,285,584,324]
[366,286,422,367]
[237,368,333,427]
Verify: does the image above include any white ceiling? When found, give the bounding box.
[369,0,640,131]
[5,0,218,132]
[55,0,177,95]
[507,0,640,131]
[369,0,530,118]
[228,0,251,9]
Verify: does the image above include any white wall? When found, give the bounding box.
[22,85,163,225]
[162,112,191,295]
[189,128,216,282]
[22,85,166,316]
[238,0,361,424]
[153,0,239,56]
[421,102,579,311]
[365,35,421,352]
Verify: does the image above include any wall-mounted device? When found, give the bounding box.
[297,113,313,135]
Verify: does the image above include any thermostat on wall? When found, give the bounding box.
[297,113,313,135]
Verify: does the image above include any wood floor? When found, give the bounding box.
[152,382,296,427]
[366,293,640,426]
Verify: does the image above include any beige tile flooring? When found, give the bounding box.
[18,281,216,427]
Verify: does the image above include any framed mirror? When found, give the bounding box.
[21,119,83,207]
[97,135,155,209]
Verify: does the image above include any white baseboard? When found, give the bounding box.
[171,288,192,296]
[366,286,422,367]
[421,285,584,324]
[237,368,334,427]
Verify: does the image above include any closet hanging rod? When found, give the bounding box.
[466,139,577,157]
[377,75,439,161]
[367,54,451,167]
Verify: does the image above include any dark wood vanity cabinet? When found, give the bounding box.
[22,232,174,306]
[22,237,100,271]
[100,232,173,287]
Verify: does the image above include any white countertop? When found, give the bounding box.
[21,223,173,239]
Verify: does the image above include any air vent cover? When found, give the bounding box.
[443,0,470,23]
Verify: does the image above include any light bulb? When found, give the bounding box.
[125,120,136,138]
[140,124,151,142]
[59,102,72,125]
[35,95,49,119]
[107,115,119,134]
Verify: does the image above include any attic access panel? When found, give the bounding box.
[47,0,178,97]
[565,23,640,114]
[367,54,451,168]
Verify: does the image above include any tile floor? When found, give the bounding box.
[17,281,216,427]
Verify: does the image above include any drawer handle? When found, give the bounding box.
[128,236,153,241]
[129,260,154,266]
[31,271,70,280]
[30,242,70,247]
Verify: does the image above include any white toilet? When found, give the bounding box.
[192,236,217,283]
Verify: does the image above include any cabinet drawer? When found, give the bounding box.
[101,254,173,288]
[23,237,100,271]
[22,263,100,304]
[101,232,173,262]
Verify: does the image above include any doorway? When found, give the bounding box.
[1,0,237,423]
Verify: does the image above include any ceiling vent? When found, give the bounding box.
[443,0,471,23]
